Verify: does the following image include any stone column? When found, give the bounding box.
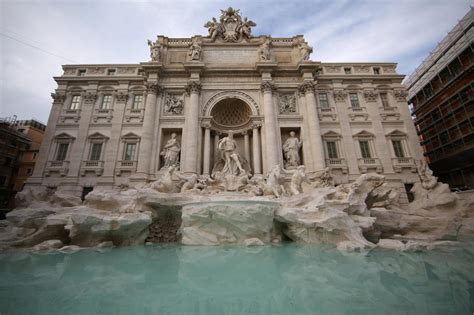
[135,82,162,177]
[261,81,280,172]
[202,123,211,175]
[243,131,250,164]
[300,81,325,171]
[252,123,262,174]
[181,81,201,174]
[213,132,220,166]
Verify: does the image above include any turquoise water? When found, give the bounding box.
[0,244,473,315]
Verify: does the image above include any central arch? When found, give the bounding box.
[203,90,259,117]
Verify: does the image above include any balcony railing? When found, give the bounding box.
[357,158,382,173]
[347,107,369,121]
[379,106,401,120]
[325,158,348,174]
[317,107,338,121]
[392,157,416,173]
[115,160,138,175]
[45,160,70,176]
[80,160,104,176]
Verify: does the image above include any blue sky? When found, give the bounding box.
[1,0,472,123]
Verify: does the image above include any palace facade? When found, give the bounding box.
[27,8,423,203]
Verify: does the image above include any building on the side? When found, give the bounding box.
[404,8,473,190]
[0,117,31,212]
[10,120,46,206]
[26,7,424,204]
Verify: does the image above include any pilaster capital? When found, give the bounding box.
[333,89,348,102]
[51,92,66,103]
[83,92,98,104]
[393,89,408,102]
[186,81,202,95]
[145,82,163,95]
[298,81,315,95]
[201,122,212,129]
[241,130,249,136]
[363,89,378,102]
[261,81,276,93]
[114,91,129,103]
[251,122,262,129]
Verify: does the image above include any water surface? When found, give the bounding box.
[0,243,473,314]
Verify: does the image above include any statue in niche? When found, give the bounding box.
[283,131,302,169]
[147,39,160,62]
[282,165,310,195]
[215,131,246,175]
[165,95,184,115]
[258,37,272,62]
[189,38,202,61]
[160,133,181,169]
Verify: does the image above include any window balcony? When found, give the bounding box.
[347,107,369,121]
[392,157,416,173]
[325,158,348,174]
[115,160,138,176]
[124,108,144,123]
[357,158,383,173]
[45,160,70,176]
[59,109,81,123]
[318,107,337,121]
[93,108,114,123]
[379,106,400,121]
[80,160,104,176]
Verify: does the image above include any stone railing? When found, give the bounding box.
[115,160,138,176]
[317,107,337,121]
[125,108,144,123]
[392,157,416,173]
[357,158,382,173]
[379,106,400,121]
[325,158,348,174]
[347,106,369,121]
[80,160,104,176]
[45,160,70,177]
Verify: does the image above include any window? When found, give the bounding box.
[344,67,352,74]
[124,143,137,161]
[32,152,37,160]
[373,67,380,75]
[4,157,12,166]
[423,84,433,99]
[449,58,461,76]
[380,92,389,108]
[326,141,338,159]
[89,143,103,161]
[319,93,330,109]
[26,168,32,175]
[439,67,452,83]
[78,69,86,76]
[70,95,81,110]
[132,95,143,109]
[349,93,360,107]
[101,95,112,109]
[392,140,405,158]
[107,69,116,76]
[359,141,371,158]
[55,143,69,161]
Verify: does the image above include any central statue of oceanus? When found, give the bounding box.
[212,131,251,177]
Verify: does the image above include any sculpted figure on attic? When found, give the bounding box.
[204,7,256,42]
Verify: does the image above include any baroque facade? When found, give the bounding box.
[28,8,423,203]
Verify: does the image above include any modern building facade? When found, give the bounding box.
[27,8,423,203]
[405,8,473,190]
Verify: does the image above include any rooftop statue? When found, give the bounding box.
[204,7,256,42]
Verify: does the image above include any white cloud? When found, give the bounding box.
[0,0,471,122]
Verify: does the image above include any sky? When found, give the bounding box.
[1,0,472,123]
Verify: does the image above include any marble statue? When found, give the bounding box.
[311,167,334,188]
[177,173,205,193]
[204,17,220,40]
[259,37,271,61]
[416,160,438,190]
[282,165,309,195]
[283,131,302,169]
[216,131,245,176]
[147,39,160,62]
[204,7,256,42]
[262,165,286,198]
[298,39,313,61]
[160,133,181,169]
[189,38,202,61]
[151,166,178,193]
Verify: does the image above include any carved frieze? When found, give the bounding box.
[117,67,137,74]
[325,66,342,73]
[393,90,408,102]
[298,81,314,94]
[115,92,129,103]
[279,94,297,114]
[63,69,76,75]
[354,66,370,73]
[88,67,105,75]
[83,93,98,104]
[333,89,347,102]
[164,94,184,115]
[363,90,377,102]
[382,66,396,73]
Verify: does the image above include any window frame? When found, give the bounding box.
[101,94,113,109]
[318,93,330,109]
[132,94,144,109]
[349,93,360,108]
[70,95,82,110]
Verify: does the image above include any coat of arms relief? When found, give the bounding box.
[204,7,256,42]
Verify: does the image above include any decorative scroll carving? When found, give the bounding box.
[146,82,162,95]
[164,95,184,115]
[115,92,128,103]
[51,93,66,103]
[186,81,202,95]
[204,7,256,42]
[261,81,276,93]
[333,89,347,102]
[279,94,297,114]
[83,93,98,104]
[147,39,160,62]
[393,89,408,102]
[363,90,377,102]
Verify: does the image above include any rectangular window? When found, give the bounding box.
[70,95,81,110]
[0,176,6,187]
[380,92,389,108]
[107,69,116,76]
[101,95,112,109]
[359,141,371,158]
[124,143,136,161]
[132,95,143,109]
[344,67,351,74]
[392,140,405,158]
[78,69,86,76]
[373,67,380,75]
[326,141,338,159]
[55,143,69,161]
[349,93,360,107]
[319,93,330,109]
[89,143,103,161]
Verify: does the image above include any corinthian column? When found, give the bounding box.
[202,123,211,175]
[252,123,262,174]
[136,82,162,177]
[261,81,280,172]
[181,81,201,174]
[299,81,325,171]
